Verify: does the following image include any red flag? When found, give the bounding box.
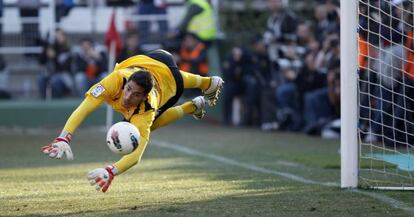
[105,10,123,55]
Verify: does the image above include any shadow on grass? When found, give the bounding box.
[5,188,402,217]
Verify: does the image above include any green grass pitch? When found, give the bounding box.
[1,123,414,216]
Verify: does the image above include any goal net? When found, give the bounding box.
[357,0,414,189]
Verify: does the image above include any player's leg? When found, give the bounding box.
[151,96,205,131]
[144,49,210,89]
[180,70,210,89]
[180,70,224,106]
[145,49,224,106]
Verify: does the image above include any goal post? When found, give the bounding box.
[340,0,359,189]
[342,0,414,190]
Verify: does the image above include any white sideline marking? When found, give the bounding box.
[355,190,414,213]
[275,160,303,168]
[153,140,337,186]
[152,140,414,214]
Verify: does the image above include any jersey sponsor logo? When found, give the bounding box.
[91,84,106,97]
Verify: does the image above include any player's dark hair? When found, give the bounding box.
[128,69,154,95]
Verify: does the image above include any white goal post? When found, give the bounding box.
[341,0,414,190]
[341,0,359,189]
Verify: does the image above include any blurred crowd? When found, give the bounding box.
[223,0,341,138]
[358,0,414,145]
[37,0,215,99]
[1,0,412,140]
[223,0,413,141]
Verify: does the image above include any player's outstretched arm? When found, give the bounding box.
[86,135,149,193]
[86,111,153,193]
[114,111,153,170]
[41,96,104,160]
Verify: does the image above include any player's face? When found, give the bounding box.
[122,81,147,109]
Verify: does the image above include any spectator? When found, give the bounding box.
[380,1,404,46]
[179,33,208,77]
[116,31,144,63]
[276,41,326,131]
[272,26,308,130]
[314,33,339,74]
[358,0,381,135]
[171,0,216,44]
[361,0,402,69]
[277,39,305,78]
[136,0,168,44]
[261,0,301,131]
[391,0,414,146]
[263,0,298,69]
[296,22,314,48]
[170,0,220,76]
[275,41,325,131]
[74,38,108,97]
[275,68,301,130]
[364,49,404,145]
[314,4,329,43]
[402,27,414,145]
[365,0,414,145]
[251,37,273,84]
[296,47,327,109]
[323,0,340,37]
[178,33,209,97]
[38,28,74,99]
[222,47,251,126]
[249,37,273,127]
[303,65,340,135]
[168,0,221,89]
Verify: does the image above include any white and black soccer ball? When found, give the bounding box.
[106,122,140,155]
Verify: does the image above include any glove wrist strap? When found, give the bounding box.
[105,165,118,176]
[57,132,72,143]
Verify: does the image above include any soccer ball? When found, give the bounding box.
[106,122,140,155]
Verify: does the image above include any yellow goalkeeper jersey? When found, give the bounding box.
[86,54,177,119]
[62,54,178,174]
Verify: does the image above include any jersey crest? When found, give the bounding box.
[91,84,106,97]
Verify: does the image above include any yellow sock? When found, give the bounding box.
[151,102,196,131]
[180,101,197,114]
[180,70,211,90]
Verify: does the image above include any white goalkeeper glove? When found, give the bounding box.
[87,165,117,193]
[41,135,74,160]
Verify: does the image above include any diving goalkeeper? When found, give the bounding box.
[41,49,223,193]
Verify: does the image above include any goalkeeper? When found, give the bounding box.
[41,49,223,193]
